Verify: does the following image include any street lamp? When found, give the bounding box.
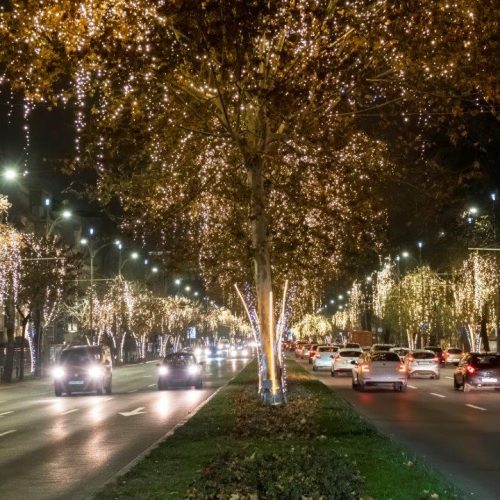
[175,278,181,295]
[46,209,72,237]
[2,167,18,181]
[417,241,424,263]
[119,251,139,277]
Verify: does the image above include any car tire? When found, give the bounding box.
[96,384,103,395]
[195,381,203,390]
[352,377,357,390]
[105,381,112,395]
[400,383,407,392]
[312,365,317,371]
[331,370,336,377]
[453,377,460,390]
[435,373,440,380]
[158,381,165,391]
[358,379,365,392]
[54,386,62,397]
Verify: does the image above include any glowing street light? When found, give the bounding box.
[2,168,18,181]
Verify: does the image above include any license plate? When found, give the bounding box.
[482,377,497,383]
[68,380,84,385]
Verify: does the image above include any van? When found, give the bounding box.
[52,345,112,396]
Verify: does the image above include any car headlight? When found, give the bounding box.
[159,366,169,376]
[241,349,249,357]
[53,366,65,379]
[88,366,104,378]
[230,349,237,356]
[194,348,202,357]
[188,365,200,375]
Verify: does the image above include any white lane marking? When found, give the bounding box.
[127,389,138,393]
[119,406,146,417]
[102,397,114,402]
[0,411,14,417]
[148,384,156,388]
[466,404,487,411]
[430,393,446,398]
[407,385,418,389]
[446,376,453,379]
[0,430,16,437]
[61,408,79,415]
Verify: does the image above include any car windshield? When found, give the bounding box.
[163,353,196,366]
[371,352,400,362]
[426,347,442,354]
[412,352,435,359]
[319,346,337,352]
[471,355,500,367]
[448,348,462,354]
[60,349,99,365]
[340,351,361,357]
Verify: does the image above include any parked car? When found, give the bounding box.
[331,348,363,376]
[424,346,445,366]
[308,344,319,364]
[390,347,410,361]
[404,350,440,379]
[444,347,463,366]
[52,345,112,397]
[453,353,500,392]
[312,346,339,370]
[157,352,203,390]
[352,351,407,392]
[370,343,395,353]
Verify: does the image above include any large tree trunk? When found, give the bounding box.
[1,298,16,383]
[247,155,283,404]
[33,305,43,377]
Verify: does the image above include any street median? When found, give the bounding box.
[95,359,463,499]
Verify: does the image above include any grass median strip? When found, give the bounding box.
[95,360,463,499]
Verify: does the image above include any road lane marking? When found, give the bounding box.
[127,389,138,393]
[430,393,446,398]
[407,385,417,389]
[446,376,453,379]
[102,397,114,401]
[148,384,156,387]
[0,430,16,437]
[119,406,146,417]
[0,411,14,417]
[61,409,79,415]
[466,404,487,411]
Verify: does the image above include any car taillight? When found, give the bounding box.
[433,357,439,363]
[408,356,414,362]
[361,364,370,373]
[466,365,476,375]
[398,363,406,372]
[314,352,321,358]
[336,355,343,360]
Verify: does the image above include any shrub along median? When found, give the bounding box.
[95,360,463,499]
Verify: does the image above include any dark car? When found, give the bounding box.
[424,346,445,366]
[158,352,203,390]
[454,353,500,392]
[52,345,112,396]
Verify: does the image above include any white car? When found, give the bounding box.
[331,348,363,376]
[444,347,463,366]
[352,351,407,392]
[404,350,440,379]
[390,347,410,361]
[312,346,339,370]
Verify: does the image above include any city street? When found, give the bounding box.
[298,357,500,498]
[0,357,248,500]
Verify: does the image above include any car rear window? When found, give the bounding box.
[448,348,462,354]
[319,346,336,352]
[341,351,362,357]
[413,352,435,359]
[373,345,392,351]
[471,355,500,367]
[371,352,400,362]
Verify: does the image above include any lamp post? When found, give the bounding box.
[46,209,71,237]
[119,250,139,277]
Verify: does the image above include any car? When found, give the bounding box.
[308,344,319,364]
[370,343,395,353]
[331,348,363,376]
[424,346,445,366]
[312,345,339,370]
[52,344,112,396]
[157,352,203,390]
[444,347,463,366]
[390,347,410,361]
[404,349,440,379]
[294,341,307,358]
[228,344,251,358]
[301,343,312,360]
[352,351,407,392]
[453,353,500,392]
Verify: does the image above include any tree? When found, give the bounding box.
[0,196,22,383]
[1,1,497,402]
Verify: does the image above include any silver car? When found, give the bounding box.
[352,351,407,392]
[404,350,440,379]
[312,345,339,370]
[390,347,410,361]
[331,348,363,376]
[444,347,463,366]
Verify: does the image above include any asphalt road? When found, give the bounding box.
[0,356,249,500]
[296,355,500,499]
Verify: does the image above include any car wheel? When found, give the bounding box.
[331,370,336,377]
[54,386,62,397]
[96,384,103,395]
[352,377,357,390]
[400,383,407,392]
[393,383,399,391]
[158,381,165,390]
[312,365,317,371]
[195,381,203,389]
[464,382,472,393]
[105,381,112,395]
[453,377,460,390]
[435,373,440,380]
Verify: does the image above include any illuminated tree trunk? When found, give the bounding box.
[1,297,15,383]
[247,155,283,405]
